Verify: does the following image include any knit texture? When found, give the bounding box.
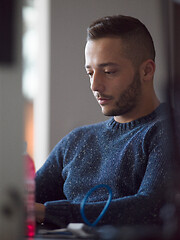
[35,103,172,227]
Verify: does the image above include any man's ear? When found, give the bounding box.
[140,59,155,82]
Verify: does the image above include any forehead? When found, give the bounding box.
[85,37,128,66]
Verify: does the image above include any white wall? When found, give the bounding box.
[34,0,50,171]
[35,0,169,168]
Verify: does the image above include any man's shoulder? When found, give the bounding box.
[144,103,170,128]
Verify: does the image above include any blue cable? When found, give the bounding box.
[80,184,112,227]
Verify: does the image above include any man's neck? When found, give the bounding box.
[114,99,160,124]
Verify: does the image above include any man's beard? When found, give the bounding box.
[102,72,141,117]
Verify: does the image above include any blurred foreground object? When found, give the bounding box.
[0,0,24,239]
[24,142,36,237]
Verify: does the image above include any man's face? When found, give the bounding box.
[85,37,142,118]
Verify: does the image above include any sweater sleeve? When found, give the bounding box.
[42,134,172,227]
[35,141,66,204]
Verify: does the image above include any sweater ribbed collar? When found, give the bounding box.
[107,103,167,131]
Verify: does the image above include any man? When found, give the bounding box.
[35,15,172,228]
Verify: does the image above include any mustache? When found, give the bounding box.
[94,92,113,99]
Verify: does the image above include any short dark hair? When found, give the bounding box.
[87,15,155,66]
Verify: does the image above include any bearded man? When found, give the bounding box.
[35,15,172,228]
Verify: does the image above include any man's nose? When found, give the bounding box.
[90,72,105,92]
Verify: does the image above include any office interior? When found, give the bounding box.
[0,0,180,239]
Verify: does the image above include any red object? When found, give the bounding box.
[24,150,36,237]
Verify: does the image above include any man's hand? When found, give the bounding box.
[35,203,45,223]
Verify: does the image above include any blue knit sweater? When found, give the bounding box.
[35,104,172,228]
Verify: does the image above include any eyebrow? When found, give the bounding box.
[85,62,119,69]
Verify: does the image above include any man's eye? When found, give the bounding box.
[105,71,115,75]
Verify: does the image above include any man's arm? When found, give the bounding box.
[35,143,66,204]
[35,146,172,227]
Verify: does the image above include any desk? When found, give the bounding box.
[25,224,96,240]
[26,234,95,240]
[25,224,170,240]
